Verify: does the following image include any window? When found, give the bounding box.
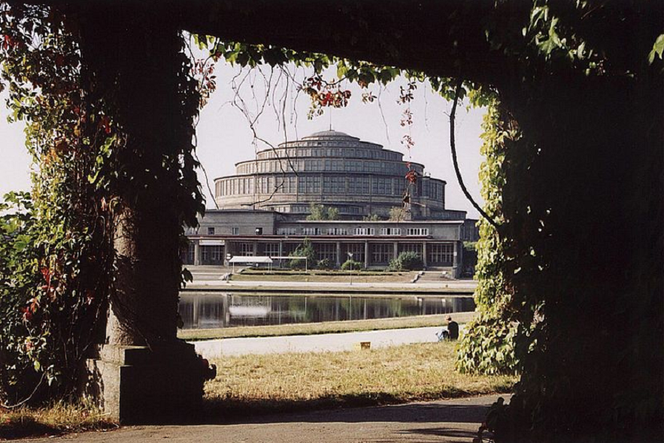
[263,243,280,256]
[371,243,393,264]
[379,227,401,236]
[316,243,337,261]
[277,227,297,235]
[344,243,365,264]
[399,243,423,256]
[327,227,349,235]
[231,227,239,235]
[353,227,375,236]
[238,242,254,256]
[428,243,454,265]
[406,228,429,236]
[207,227,215,235]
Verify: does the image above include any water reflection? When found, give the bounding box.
[178,292,475,330]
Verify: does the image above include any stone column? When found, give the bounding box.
[80,8,211,424]
[336,242,341,267]
[393,242,399,260]
[364,241,369,268]
[453,241,460,278]
[422,242,428,267]
[193,240,201,266]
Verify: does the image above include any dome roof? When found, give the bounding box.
[303,130,359,140]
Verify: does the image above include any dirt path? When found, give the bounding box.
[22,395,501,443]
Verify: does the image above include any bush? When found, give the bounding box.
[341,259,361,271]
[388,251,423,271]
[316,258,333,269]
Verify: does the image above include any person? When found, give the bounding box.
[447,316,459,340]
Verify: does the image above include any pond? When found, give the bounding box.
[178,292,475,330]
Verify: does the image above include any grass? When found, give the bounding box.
[1,340,513,436]
[178,312,478,341]
[203,341,515,418]
[0,401,117,440]
[230,271,418,283]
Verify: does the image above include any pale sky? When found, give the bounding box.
[0,61,486,218]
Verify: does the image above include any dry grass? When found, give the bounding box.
[179,312,478,341]
[0,401,117,440]
[203,342,515,418]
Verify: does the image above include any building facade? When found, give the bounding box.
[185,130,478,277]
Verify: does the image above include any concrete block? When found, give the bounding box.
[85,341,214,424]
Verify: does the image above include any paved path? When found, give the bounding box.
[193,326,455,358]
[23,395,501,443]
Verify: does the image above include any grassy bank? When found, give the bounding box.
[178,312,478,341]
[203,342,515,418]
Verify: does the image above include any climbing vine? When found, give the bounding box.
[0,3,205,404]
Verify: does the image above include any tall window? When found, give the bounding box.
[316,243,337,261]
[344,243,365,264]
[428,243,454,265]
[238,243,254,256]
[371,243,392,264]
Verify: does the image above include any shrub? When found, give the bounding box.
[388,251,423,271]
[341,259,361,271]
[316,258,333,269]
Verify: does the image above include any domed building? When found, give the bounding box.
[185,130,478,276]
[214,130,456,220]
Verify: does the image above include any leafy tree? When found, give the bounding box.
[306,203,339,220]
[388,206,408,221]
[288,238,316,269]
[362,213,381,221]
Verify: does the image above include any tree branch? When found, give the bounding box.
[449,78,500,229]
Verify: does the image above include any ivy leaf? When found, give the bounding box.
[648,34,664,64]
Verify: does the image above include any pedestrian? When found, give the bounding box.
[446,316,459,340]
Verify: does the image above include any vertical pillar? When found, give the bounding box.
[422,242,427,267]
[364,241,369,269]
[453,241,460,278]
[336,242,341,267]
[253,241,258,256]
[193,241,201,266]
[81,9,211,424]
[393,241,399,260]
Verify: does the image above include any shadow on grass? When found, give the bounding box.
[198,390,510,425]
[0,417,116,441]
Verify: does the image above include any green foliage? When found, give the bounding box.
[388,206,408,221]
[288,238,316,269]
[649,34,664,64]
[388,251,423,271]
[456,102,518,377]
[362,213,381,221]
[340,259,361,271]
[316,258,332,270]
[0,3,204,404]
[305,203,339,221]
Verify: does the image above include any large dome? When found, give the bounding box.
[303,130,358,139]
[214,131,447,219]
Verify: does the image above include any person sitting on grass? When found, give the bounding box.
[446,316,459,340]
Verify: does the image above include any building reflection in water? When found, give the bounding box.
[178,292,475,330]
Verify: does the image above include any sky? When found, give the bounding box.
[0,61,486,218]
